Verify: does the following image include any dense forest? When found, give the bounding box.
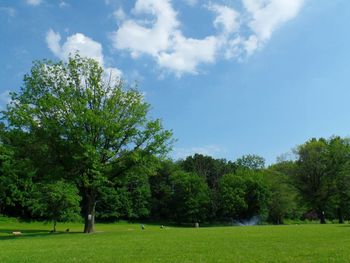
[1,55,350,231]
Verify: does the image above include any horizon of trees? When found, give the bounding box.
[2,55,350,232]
[3,130,350,227]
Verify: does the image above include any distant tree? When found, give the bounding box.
[179,154,236,220]
[180,154,235,189]
[2,54,173,232]
[333,161,350,222]
[264,166,299,224]
[116,170,151,220]
[236,154,265,170]
[30,181,81,232]
[95,185,123,221]
[294,138,329,224]
[218,173,247,220]
[0,130,35,217]
[323,137,350,223]
[149,160,178,220]
[218,170,269,221]
[169,171,210,224]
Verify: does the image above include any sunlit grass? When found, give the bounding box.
[1,220,350,262]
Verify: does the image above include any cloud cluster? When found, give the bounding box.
[46,29,122,80]
[26,0,42,6]
[46,30,104,65]
[111,0,304,75]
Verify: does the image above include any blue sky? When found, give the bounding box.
[1,0,350,164]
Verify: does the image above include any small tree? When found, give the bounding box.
[31,181,81,232]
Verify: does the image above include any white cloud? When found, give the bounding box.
[46,29,62,58]
[208,4,240,34]
[244,35,259,56]
[112,0,179,56]
[113,7,126,21]
[104,67,123,86]
[111,0,304,76]
[173,145,224,160]
[46,29,104,65]
[111,0,221,75]
[243,0,304,42]
[46,29,122,79]
[157,33,218,75]
[26,0,42,6]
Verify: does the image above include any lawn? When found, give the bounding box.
[1,219,350,262]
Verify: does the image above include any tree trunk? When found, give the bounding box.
[84,193,96,233]
[53,220,57,232]
[319,211,326,224]
[338,208,344,224]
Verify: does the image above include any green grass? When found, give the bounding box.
[1,220,350,262]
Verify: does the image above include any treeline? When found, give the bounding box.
[1,55,350,229]
[2,134,350,225]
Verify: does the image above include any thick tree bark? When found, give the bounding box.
[84,193,96,233]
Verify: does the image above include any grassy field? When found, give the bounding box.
[1,219,350,262]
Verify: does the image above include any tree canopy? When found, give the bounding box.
[1,54,173,232]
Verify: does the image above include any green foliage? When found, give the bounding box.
[149,160,177,220]
[115,171,151,220]
[0,132,36,217]
[265,165,299,224]
[236,154,265,170]
[179,154,236,220]
[180,154,236,189]
[1,54,173,232]
[169,171,210,223]
[96,151,158,221]
[218,169,270,220]
[293,137,350,223]
[3,55,350,227]
[30,180,81,231]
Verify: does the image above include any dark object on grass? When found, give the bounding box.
[141,224,145,230]
[66,228,70,232]
[160,225,164,229]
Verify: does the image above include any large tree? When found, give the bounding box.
[1,54,172,233]
[294,138,329,223]
[323,137,350,223]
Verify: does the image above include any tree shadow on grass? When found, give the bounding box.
[0,228,82,240]
[336,224,350,227]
